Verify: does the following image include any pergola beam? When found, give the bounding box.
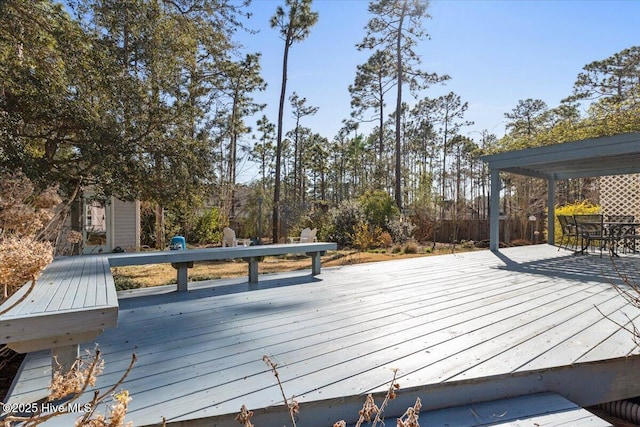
[481,132,640,251]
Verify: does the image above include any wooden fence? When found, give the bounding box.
[428,219,546,245]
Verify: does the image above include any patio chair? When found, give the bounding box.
[556,215,578,251]
[289,227,311,243]
[288,227,318,243]
[606,215,637,254]
[573,214,615,257]
[222,227,238,247]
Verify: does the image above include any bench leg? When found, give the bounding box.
[177,266,188,291]
[172,262,192,292]
[246,257,259,283]
[51,345,79,379]
[310,251,321,275]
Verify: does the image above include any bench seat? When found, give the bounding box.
[108,242,336,291]
[0,255,119,371]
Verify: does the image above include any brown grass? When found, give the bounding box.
[111,247,471,288]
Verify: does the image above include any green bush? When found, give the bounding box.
[326,199,365,247]
[359,190,400,230]
[192,207,222,244]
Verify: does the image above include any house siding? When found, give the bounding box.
[111,198,140,252]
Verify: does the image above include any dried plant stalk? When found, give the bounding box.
[235,405,255,427]
[372,368,400,427]
[0,171,60,305]
[262,355,298,427]
[0,237,53,301]
[2,348,137,427]
[333,368,401,427]
[397,397,422,427]
[598,256,640,347]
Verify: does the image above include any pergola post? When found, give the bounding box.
[489,169,501,251]
[547,177,556,245]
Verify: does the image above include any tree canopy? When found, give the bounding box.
[2,1,639,247]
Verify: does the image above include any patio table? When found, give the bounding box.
[605,221,640,255]
[575,221,640,256]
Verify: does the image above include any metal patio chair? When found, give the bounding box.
[556,214,578,251]
[606,214,637,254]
[573,214,615,257]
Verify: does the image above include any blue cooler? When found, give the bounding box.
[170,235,186,250]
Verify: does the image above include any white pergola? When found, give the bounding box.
[481,132,640,251]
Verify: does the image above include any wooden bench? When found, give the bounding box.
[0,255,119,373]
[0,242,336,372]
[108,242,337,291]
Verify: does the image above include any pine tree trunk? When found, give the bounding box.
[394,1,407,210]
[273,38,291,243]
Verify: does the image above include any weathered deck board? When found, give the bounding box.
[8,257,72,316]
[0,255,118,355]
[6,245,640,426]
[426,392,612,426]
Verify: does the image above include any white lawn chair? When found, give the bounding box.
[305,228,318,243]
[289,227,310,243]
[222,227,238,247]
[289,227,318,243]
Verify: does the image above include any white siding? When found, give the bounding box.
[111,198,140,251]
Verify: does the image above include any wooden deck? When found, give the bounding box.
[6,245,640,426]
[0,255,118,369]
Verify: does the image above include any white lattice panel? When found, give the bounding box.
[600,174,640,219]
[600,174,640,251]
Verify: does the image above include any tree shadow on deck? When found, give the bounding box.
[492,249,640,287]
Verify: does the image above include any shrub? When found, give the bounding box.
[326,199,365,247]
[0,237,53,298]
[391,244,402,254]
[359,190,400,230]
[555,200,600,216]
[192,207,222,244]
[113,275,142,291]
[459,240,476,249]
[379,231,393,248]
[409,209,435,241]
[0,171,58,301]
[403,241,419,254]
[140,202,181,248]
[352,221,383,251]
[367,248,387,254]
[386,217,416,244]
[510,238,531,246]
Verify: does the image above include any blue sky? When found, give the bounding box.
[234,0,639,156]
